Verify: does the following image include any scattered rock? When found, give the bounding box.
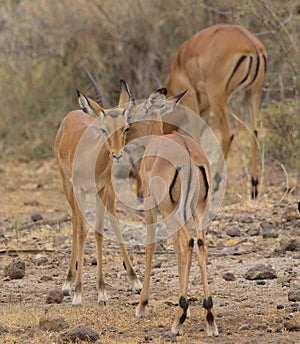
[239,216,254,224]
[39,315,69,332]
[153,261,162,269]
[53,235,68,245]
[277,304,284,309]
[40,275,53,281]
[277,276,292,284]
[159,330,177,342]
[4,260,25,279]
[280,239,300,252]
[283,320,300,332]
[256,280,266,285]
[282,205,300,221]
[46,290,64,304]
[260,221,279,238]
[244,264,277,280]
[263,230,279,238]
[31,212,43,222]
[239,323,251,331]
[246,227,260,236]
[0,323,8,334]
[222,272,236,281]
[23,200,40,206]
[226,227,242,237]
[288,290,300,302]
[61,325,100,342]
[34,254,49,266]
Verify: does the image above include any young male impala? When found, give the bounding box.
[55,80,186,305]
[54,80,142,305]
[135,89,219,337]
[163,23,267,198]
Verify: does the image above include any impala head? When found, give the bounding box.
[127,87,187,138]
[77,79,134,162]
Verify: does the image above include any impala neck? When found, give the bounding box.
[127,119,163,143]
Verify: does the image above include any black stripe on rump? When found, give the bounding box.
[263,54,267,74]
[169,167,180,205]
[225,55,247,91]
[238,56,252,86]
[197,165,209,200]
[248,53,260,87]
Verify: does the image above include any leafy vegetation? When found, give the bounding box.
[0,0,299,167]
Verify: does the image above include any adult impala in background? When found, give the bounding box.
[163,24,267,198]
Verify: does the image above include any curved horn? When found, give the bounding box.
[82,65,103,107]
[151,71,163,89]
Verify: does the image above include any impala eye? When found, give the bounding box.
[123,126,130,134]
[100,128,108,136]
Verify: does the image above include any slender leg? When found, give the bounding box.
[136,205,158,317]
[62,188,78,297]
[95,190,108,304]
[209,97,232,193]
[196,228,218,336]
[72,203,87,305]
[106,181,142,292]
[246,88,262,199]
[171,226,193,335]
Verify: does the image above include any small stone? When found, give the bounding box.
[260,221,279,238]
[226,228,242,237]
[53,235,67,245]
[4,260,25,279]
[153,261,162,269]
[46,290,64,304]
[239,216,254,224]
[159,330,177,342]
[0,323,8,334]
[39,315,69,332]
[31,212,43,222]
[222,272,236,281]
[40,276,53,281]
[280,239,300,252]
[244,264,277,280]
[277,304,284,309]
[62,325,100,342]
[239,323,251,331]
[246,227,260,236]
[256,280,266,285]
[91,258,97,265]
[34,254,48,266]
[288,290,300,302]
[283,320,300,332]
[277,276,292,284]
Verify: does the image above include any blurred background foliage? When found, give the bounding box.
[0,0,299,169]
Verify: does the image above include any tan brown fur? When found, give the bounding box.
[136,103,218,337]
[54,84,184,305]
[163,24,267,198]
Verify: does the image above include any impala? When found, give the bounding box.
[55,80,185,305]
[54,80,142,305]
[135,89,218,337]
[162,23,267,198]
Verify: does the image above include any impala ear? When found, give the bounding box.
[77,90,104,116]
[157,89,187,115]
[118,79,134,106]
[167,89,187,105]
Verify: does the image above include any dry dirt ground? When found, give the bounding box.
[0,157,299,344]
